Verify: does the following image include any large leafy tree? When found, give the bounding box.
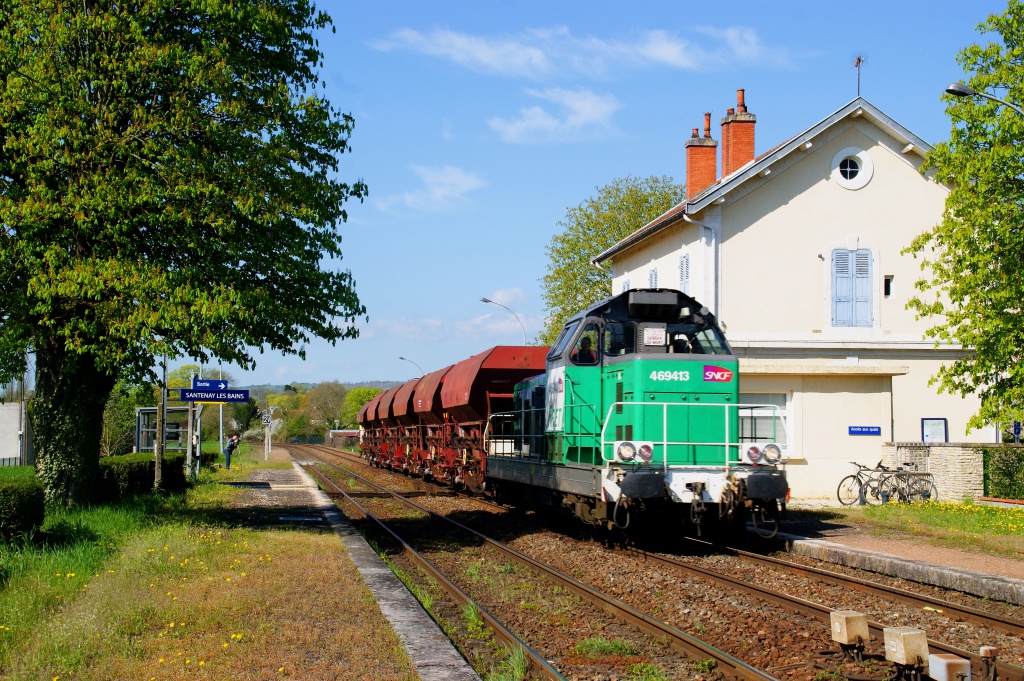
[907,1,1024,429]
[339,386,382,429]
[538,176,684,345]
[0,0,366,504]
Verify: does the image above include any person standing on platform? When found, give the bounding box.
[224,434,239,470]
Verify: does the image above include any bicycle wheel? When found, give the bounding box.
[837,475,862,505]
[879,476,904,504]
[862,479,884,506]
[909,478,938,503]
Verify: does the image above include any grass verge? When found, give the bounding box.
[804,501,1024,558]
[0,447,416,681]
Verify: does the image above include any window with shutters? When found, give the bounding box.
[648,267,658,288]
[621,278,630,293]
[678,253,690,295]
[832,249,872,327]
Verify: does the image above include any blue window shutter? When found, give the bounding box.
[832,250,853,326]
[649,267,658,288]
[853,250,872,326]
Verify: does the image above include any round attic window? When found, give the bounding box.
[831,147,873,190]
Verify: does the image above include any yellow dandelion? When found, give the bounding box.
[199,661,205,666]
[241,572,246,577]
[226,577,231,582]
[223,643,229,648]
[279,667,284,672]
[159,658,164,663]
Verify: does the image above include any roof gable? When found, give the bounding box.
[594,97,933,265]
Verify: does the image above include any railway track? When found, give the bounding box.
[294,445,1024,681]
[298,446,777,680]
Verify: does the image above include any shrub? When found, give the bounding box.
[984,448,1024,500]
[0,476,45,540]
[99,451,186,499]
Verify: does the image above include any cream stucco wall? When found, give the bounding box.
[716,121,947,341]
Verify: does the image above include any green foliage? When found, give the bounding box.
[340,386,384,428]
[231,398,261,433]
[0,477,45,540]
[907,2,1024,428]
[99,452,186,500]
[0,466,36,479]
[101,380,157,457]
[303,380,347,428]
[572,637,640,657]
[539,175,685,344]
[0,0,366,504]
[983,447,1024,499]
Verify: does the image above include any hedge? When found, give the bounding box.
[99,451,186,499]
[984,448,1024,500]
[0,477,45,541]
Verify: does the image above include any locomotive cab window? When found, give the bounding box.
[570,323,601,365]
[548,321,580,360]
[603,322,636,356]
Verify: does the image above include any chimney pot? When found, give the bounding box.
[727,107,735,115]
[721,88,755,177]
[686,116,718,199]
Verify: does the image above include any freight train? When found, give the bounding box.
[357,288,789,537]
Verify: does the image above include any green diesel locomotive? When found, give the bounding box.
[484,288,789,537]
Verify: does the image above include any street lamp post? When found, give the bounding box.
[945,82,1024,117]
[398,356,424,376]
[480,297,528,345]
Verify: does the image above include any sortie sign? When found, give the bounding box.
[180,389,250,403]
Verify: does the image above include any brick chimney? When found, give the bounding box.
[720,89,756,177]
[685,112,717,199]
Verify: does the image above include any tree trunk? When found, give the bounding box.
[31,339,117,506]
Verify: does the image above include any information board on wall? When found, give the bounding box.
[921,418,948,444]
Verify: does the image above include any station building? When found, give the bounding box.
[593,90,997,498]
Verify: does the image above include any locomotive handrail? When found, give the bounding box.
[597,401,786,469]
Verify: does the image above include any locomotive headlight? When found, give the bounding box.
[617,442,637,461]
[762,444,782,464]
[638,444,653,462]
[745,446,761,463]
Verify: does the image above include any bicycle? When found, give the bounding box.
[836,461,888,506]
[878,463,938,504]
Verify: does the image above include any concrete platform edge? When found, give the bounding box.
[776,531,1024,606]
[291,461,481,681]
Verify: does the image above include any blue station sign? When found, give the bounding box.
[181,389,250,403]
[848,426,881,436]
[192,378,228,390]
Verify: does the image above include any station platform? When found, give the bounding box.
[235,458,480,681]
[773,506,1024,606]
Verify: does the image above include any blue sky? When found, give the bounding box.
[222,0,1007,387]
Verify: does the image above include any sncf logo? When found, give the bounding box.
[703,365,734,382]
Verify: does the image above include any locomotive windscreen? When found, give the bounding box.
[627,290,682,318]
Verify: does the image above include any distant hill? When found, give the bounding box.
[238,381,402,392]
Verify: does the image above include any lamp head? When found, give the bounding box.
[945,82,978,98]
[480,297,492,303]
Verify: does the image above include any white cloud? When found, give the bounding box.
[372,26,790,78]
[372,28,552,78]
[375,165,486,212]
[489,88,621,143]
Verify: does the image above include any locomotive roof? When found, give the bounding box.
[567,288,713,324]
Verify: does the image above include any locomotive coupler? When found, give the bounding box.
[687,483,706,536]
